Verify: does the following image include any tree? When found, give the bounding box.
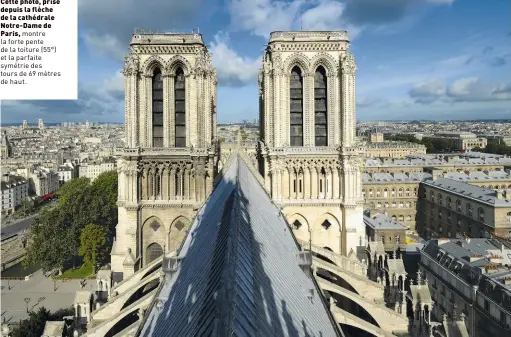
[11,307,50,337]
[56,177,90,206]
[79,223,109,267]
[87,171,118,233]
[23,207,74,272]
[10,306,74,337]
[24,173,117,272]
[17,197,35,217]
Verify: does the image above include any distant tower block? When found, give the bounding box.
[22,120,28,129]
[38,119,44,129]
[112,32,219,277]
[258,31,366,256]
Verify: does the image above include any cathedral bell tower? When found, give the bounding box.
[112,33,218,277]
[258,31,366,256]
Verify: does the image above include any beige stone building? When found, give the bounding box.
[78,158,116,182]
[363,154,509,175]
[364,211,407,251]
[362,172,430,231]
[369,132,384,143]
[257,31,366,255]
[418,177,511,239]
[112,33,218,277]
[365,141,427,158]
[431,131,487,151]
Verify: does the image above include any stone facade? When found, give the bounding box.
[365,141,427,158]
[418,177,511,239]
[257,31,366,255]
[112,33,218,277]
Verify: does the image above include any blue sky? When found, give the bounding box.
[2,0,510,123]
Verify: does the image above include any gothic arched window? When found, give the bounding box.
[152,68,164,147]
[175,67,186,147]
[146,242,163,264]
[290,66,303,146]
[314,66,327,146]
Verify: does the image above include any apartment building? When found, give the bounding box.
[79,158,116,182]
[420,238,511,337]
[418,177,511,239]
[1,174,29,214]
[362,171,431,231]
[28,167,60,196]
[58,162,77,186]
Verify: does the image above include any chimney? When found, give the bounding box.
[2,174,9,183]
[432,169,442,181]
[496,190,503,199]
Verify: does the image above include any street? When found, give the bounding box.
[1,271,87,323]
[1,214,38,239]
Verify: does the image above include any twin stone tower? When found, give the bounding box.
[113,31,366,278]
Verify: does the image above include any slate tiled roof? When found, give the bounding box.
[364,213,407,230]
[422,177,511,206]
[139,154,339,337]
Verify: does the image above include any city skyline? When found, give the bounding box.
[1,0,510,124]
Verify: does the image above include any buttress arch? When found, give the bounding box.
[286,213,311,244]
[312,213,342,254]
[168,216,190,252]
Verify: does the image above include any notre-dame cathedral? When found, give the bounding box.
[112,31,365,277]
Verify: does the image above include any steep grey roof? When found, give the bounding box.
[422,177,511,207]
[139,154,339,337]
[362,172,431,183]
[364,213,407,230]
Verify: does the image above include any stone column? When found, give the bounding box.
[311,167,318,199]
[169,169,176,200]
[162,167,168,200]
[206,165,213,196]
[333,168,339,199]
[340,54,357,147]
[142,167,149,200]
[283,168,290,199]
[289,169,294,199]
[277,169,282,200]
[327,169,333,199]
[191,171,196,201]
[304,167,310,199]
[271,170,278,199]
[151,169,156,200]
[184,169,190,200]
[143,75,152,147]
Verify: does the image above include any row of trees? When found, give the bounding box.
[23,171,118,273]
[474,139,511,156]
[385,134,456,153]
